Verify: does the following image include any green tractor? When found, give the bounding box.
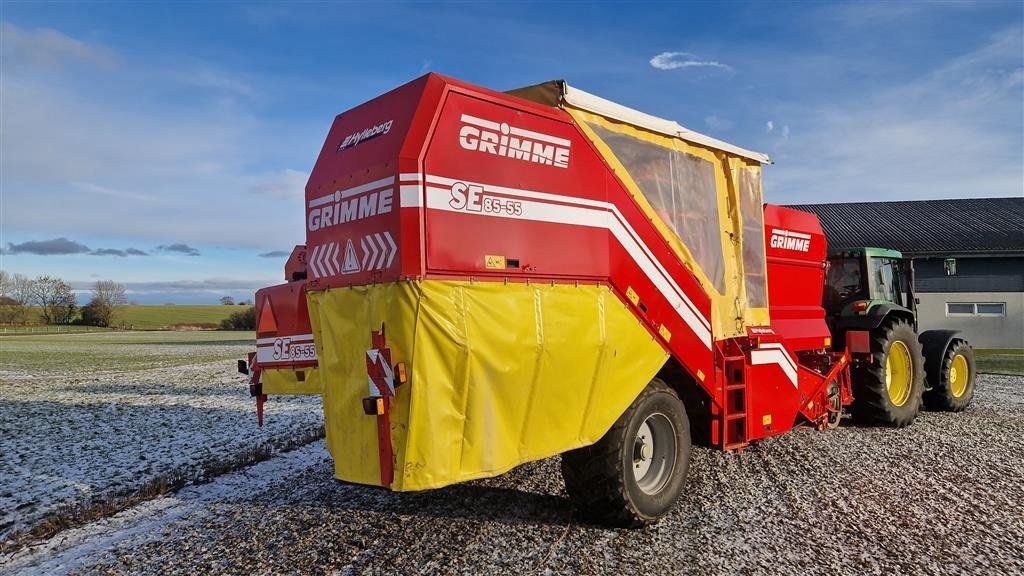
[823,247,977,426]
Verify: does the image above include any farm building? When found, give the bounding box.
[790,197,1024,349]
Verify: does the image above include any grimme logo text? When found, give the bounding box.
[770,228,811,252]
[458,114,570,168]
[307,188,393,231]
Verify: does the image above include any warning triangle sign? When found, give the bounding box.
[257,296,278,336]
[342,239,360,274]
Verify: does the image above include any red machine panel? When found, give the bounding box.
[304,76,430,287]
[764,205,831,351]
[254,281,317,369]
[423,91,610,279]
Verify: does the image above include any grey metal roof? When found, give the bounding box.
[787,197,1024,256]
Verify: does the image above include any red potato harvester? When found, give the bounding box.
[239,74,976,526]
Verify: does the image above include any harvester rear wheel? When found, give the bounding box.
[850,319,925,427]
[560,378,691,527]
[923,340,976,412]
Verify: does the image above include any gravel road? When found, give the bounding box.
[4,374,1022,576]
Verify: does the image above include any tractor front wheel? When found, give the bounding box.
[561,378,691,527]
[850,319,925,427]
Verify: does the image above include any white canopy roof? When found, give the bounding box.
[507,80,771,165]
[562,84,772,165]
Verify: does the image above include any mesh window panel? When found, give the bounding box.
[738,169,768,308]
[589,123,725,292]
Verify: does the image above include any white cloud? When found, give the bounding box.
[0,22,118,71]
[765,120,775,133]
[650,51,732,72]
[704,115,733,131]
[72,182,162,203]
[170,65,257,100]
[247,169,309,198]
[780,125,790,140]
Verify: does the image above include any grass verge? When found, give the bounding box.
[975,349,1024,376]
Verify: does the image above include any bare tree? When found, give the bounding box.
[0,271,15,323]
[33,276,76,324]
[82,280,128,327]
[0,272,36,324]
[220,296,235,306]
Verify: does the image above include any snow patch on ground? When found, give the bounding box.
[0,336,322,541]
[0,442,329,575]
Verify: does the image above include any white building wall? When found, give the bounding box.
[917,292,1024,349]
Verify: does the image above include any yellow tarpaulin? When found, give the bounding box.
[307,280,669,491]
[262,367,322,395]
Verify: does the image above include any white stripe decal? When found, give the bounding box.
[758,343,798,374]
[460,114,501,131]
[399,184,423,207]
[323,243,337,276]
[308,176,395,208]
[509,125,572,148]
[771,228,811,240]
[422,182,712,348]
[750,344,798,387]
[423,174,709,332]
[330,241,340,273]
[308,244,322,278]
[424,174,710,328]
[257,335,315,346]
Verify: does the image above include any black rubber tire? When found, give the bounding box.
[850,319,925,427]
[923,340,976,412]
[560,378,691,527]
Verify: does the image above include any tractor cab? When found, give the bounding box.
[824,247,916,333]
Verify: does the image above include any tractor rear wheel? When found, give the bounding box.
[561,378,691,527]
[923,340,976,412]
[850,319,925,427]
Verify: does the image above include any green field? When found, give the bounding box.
[3,304,246,331]
[115,305,245,330]
[975,349,1024,376]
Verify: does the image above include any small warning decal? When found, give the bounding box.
[485,255,506,269]
[342,239,360,274]
[626,286,639,306]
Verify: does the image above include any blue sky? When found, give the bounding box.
[1,1,1021,304]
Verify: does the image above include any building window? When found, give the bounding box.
[944,258,957,276]
[977,303,1007,317]
[946,302,1006,317]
